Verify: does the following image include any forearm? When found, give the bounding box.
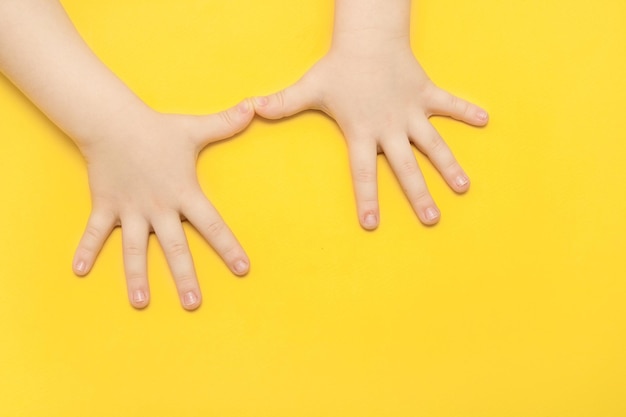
[332,0,411,50]
[0,0,150,149]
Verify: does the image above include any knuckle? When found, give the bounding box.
[123,244,144,257]
[353,167,376,183]
[448,94,459,109]
[165,240,189,258]
[125,271,146,283]
[411,188,432,204]
[219,108,236,128]
[427,134,445,154]
[276,90,286,110]
[205,219,226,238]
[450,95,470,117]
[175,275,197,290]
[396,159,419,177]
[220,244,241,263]
[358,197,379,209]
[84,224,103,242]
[443,158,460,172]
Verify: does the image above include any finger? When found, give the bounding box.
[253,77,319,120]
[152,214,202,311]
[121,216,150,309]
[187,99,255,148]
[182,192,250,277]
[73,209,117,276]
[347,137,380,230]
[426,88,489,126]
[410,118,470,194]
[382,137,441,225]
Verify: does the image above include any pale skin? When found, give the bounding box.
[254,0,489,229]
[0,0,254,310]
[1,0,487,310]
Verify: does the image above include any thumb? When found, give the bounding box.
[187,99,255,147]
[253,78,319,120]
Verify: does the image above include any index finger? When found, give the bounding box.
[347,136,380,230]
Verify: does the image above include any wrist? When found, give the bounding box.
[331,30,411,57]
[331,0,411,55]
[73,101,156,153]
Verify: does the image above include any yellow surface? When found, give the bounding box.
[1,0,625,416]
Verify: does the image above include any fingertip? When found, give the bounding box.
[253,96,269,109]
[421,207,441,226]
[360,211,379,231]
[73,246,95,276]
[130,289,150,309]
[182,290,202,311]
[236,98,252,114]
[236,99,256,126]
[190,101,256,147]
[252,96,277,119]
[475,109,489,126]
[72,256,91,277]
[232,258,250,277]
[252,94,279,119]
[252,81,315,120]
[453,173,471,193]
[230,99,255,127]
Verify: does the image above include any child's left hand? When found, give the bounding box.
[73,103,254,310]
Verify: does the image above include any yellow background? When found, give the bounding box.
[1,0,625,415]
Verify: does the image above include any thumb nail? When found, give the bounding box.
[253,96,269,107]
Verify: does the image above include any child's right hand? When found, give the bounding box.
[72,101,254,310]
[254,45,488,229]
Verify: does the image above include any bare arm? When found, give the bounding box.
[0,0,254,310]
[0,0,149,147]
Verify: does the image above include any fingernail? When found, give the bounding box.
[455,175,469,188]
[132,289,147,304]
[476,110,489,122]
[237,100,250,113]
[75,260,87,274]
[254,96,269,107]
[233,259,249,275]
[183,291,199,307]
[363,213,378,229]
[425,207,440,222]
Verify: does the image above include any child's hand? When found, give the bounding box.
[72,102,254,310]
[0,0,256,310]
[254,41,488,229]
